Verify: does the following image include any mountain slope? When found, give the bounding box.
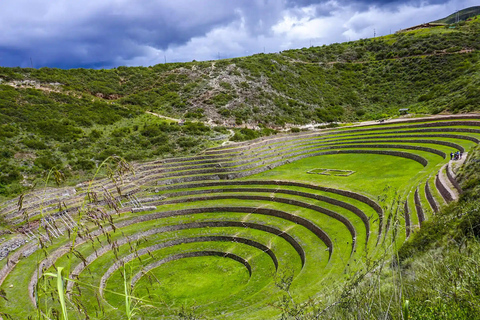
[432,6,480,24]
[1,16,480,198]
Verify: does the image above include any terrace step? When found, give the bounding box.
[435,164,458,203]
[425,178,440,213]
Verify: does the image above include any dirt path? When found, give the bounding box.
[146,111,181,122]
[221,129,235,146]
[334,113,480,130]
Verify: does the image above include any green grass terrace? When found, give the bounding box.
[0,114,479,319]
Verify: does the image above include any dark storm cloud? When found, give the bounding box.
[0,0,475,69]
[286,0,448,7]
[0,0,243,68]
[284,0,454,18]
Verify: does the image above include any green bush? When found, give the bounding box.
[181,122,210,135]
[110,127,131,137]
[208,93,235,107]
[23,139,48,150]
[71,158,96,170]
[0,164,21,185]
[150,132,169,145]
[34,152,62,170]
[0,149,14,159]
[177,137,198,148]
[231,128,261,141]
[219,82,233,90]
[315,106,344,122]
[36,119,84,142]
[0,124,18,138]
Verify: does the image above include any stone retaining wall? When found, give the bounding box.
[133,143,438,185]
[29,205,319,305]
[147,150,428,190]
[130,251,253,287]
[4,121,478,221]
[66,220,305,294]
[342,128,480,140]
[208,119,480,156]
[0,242,37,288]
[131,206,333,258]
[435,173,453,203]
[325,133,480,144]
[425,179,439,213]
[155,194,357,254]
[331,121,480,135]
[6,147,404,225]
[324,139,464,152]
[404,200,410,238]
[155,180,382,232]
[414,187,425,225]
[98,237,268,296]
[339,115,480,129]
[446,163,463,194]
[159,186,370,243]
[330,144,445,158]
[205,116,480,154]
[3,132,463,221]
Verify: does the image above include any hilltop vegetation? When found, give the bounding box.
[1,9,480,320]
[432,6,480,24]
[1,15,480,198]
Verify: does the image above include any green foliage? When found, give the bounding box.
[184,108,205,119]
[177,136,198,148]
[36,119,84,142]
[315,106,344,123]
[219,81,233,90]
[181,121,210,135]
[0,17,480,199]
[433,6,480,24]
[23,139,48,150]
[230,127,277,141]
[230,128,260,141]
[0,163,21,185]
[34,152,62,170]
[457,145,480,200]
[207,92,235,107]
[0,149,14,159]
[0,124,17,138]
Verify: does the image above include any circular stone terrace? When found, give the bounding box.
[0,114,478,319]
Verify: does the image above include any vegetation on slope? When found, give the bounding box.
[432,6,480,24]
[1,15,480,198]
[1,115,479,319]
[0,84,228,197]
[316,145,480,320]
[253,144,480,319]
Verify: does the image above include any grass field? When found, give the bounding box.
[0,115,479,319]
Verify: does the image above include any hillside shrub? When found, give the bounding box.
[23,139,48,150]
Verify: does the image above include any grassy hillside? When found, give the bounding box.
[1,15,480,198]
[340,144,480,320]
[432,6,480,24]
[2,116,480,319]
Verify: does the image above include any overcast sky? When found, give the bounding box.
[0,0,478,69]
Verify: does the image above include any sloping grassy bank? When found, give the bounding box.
[296,145,480,319]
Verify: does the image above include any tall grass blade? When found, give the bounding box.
[57,267,68,320]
